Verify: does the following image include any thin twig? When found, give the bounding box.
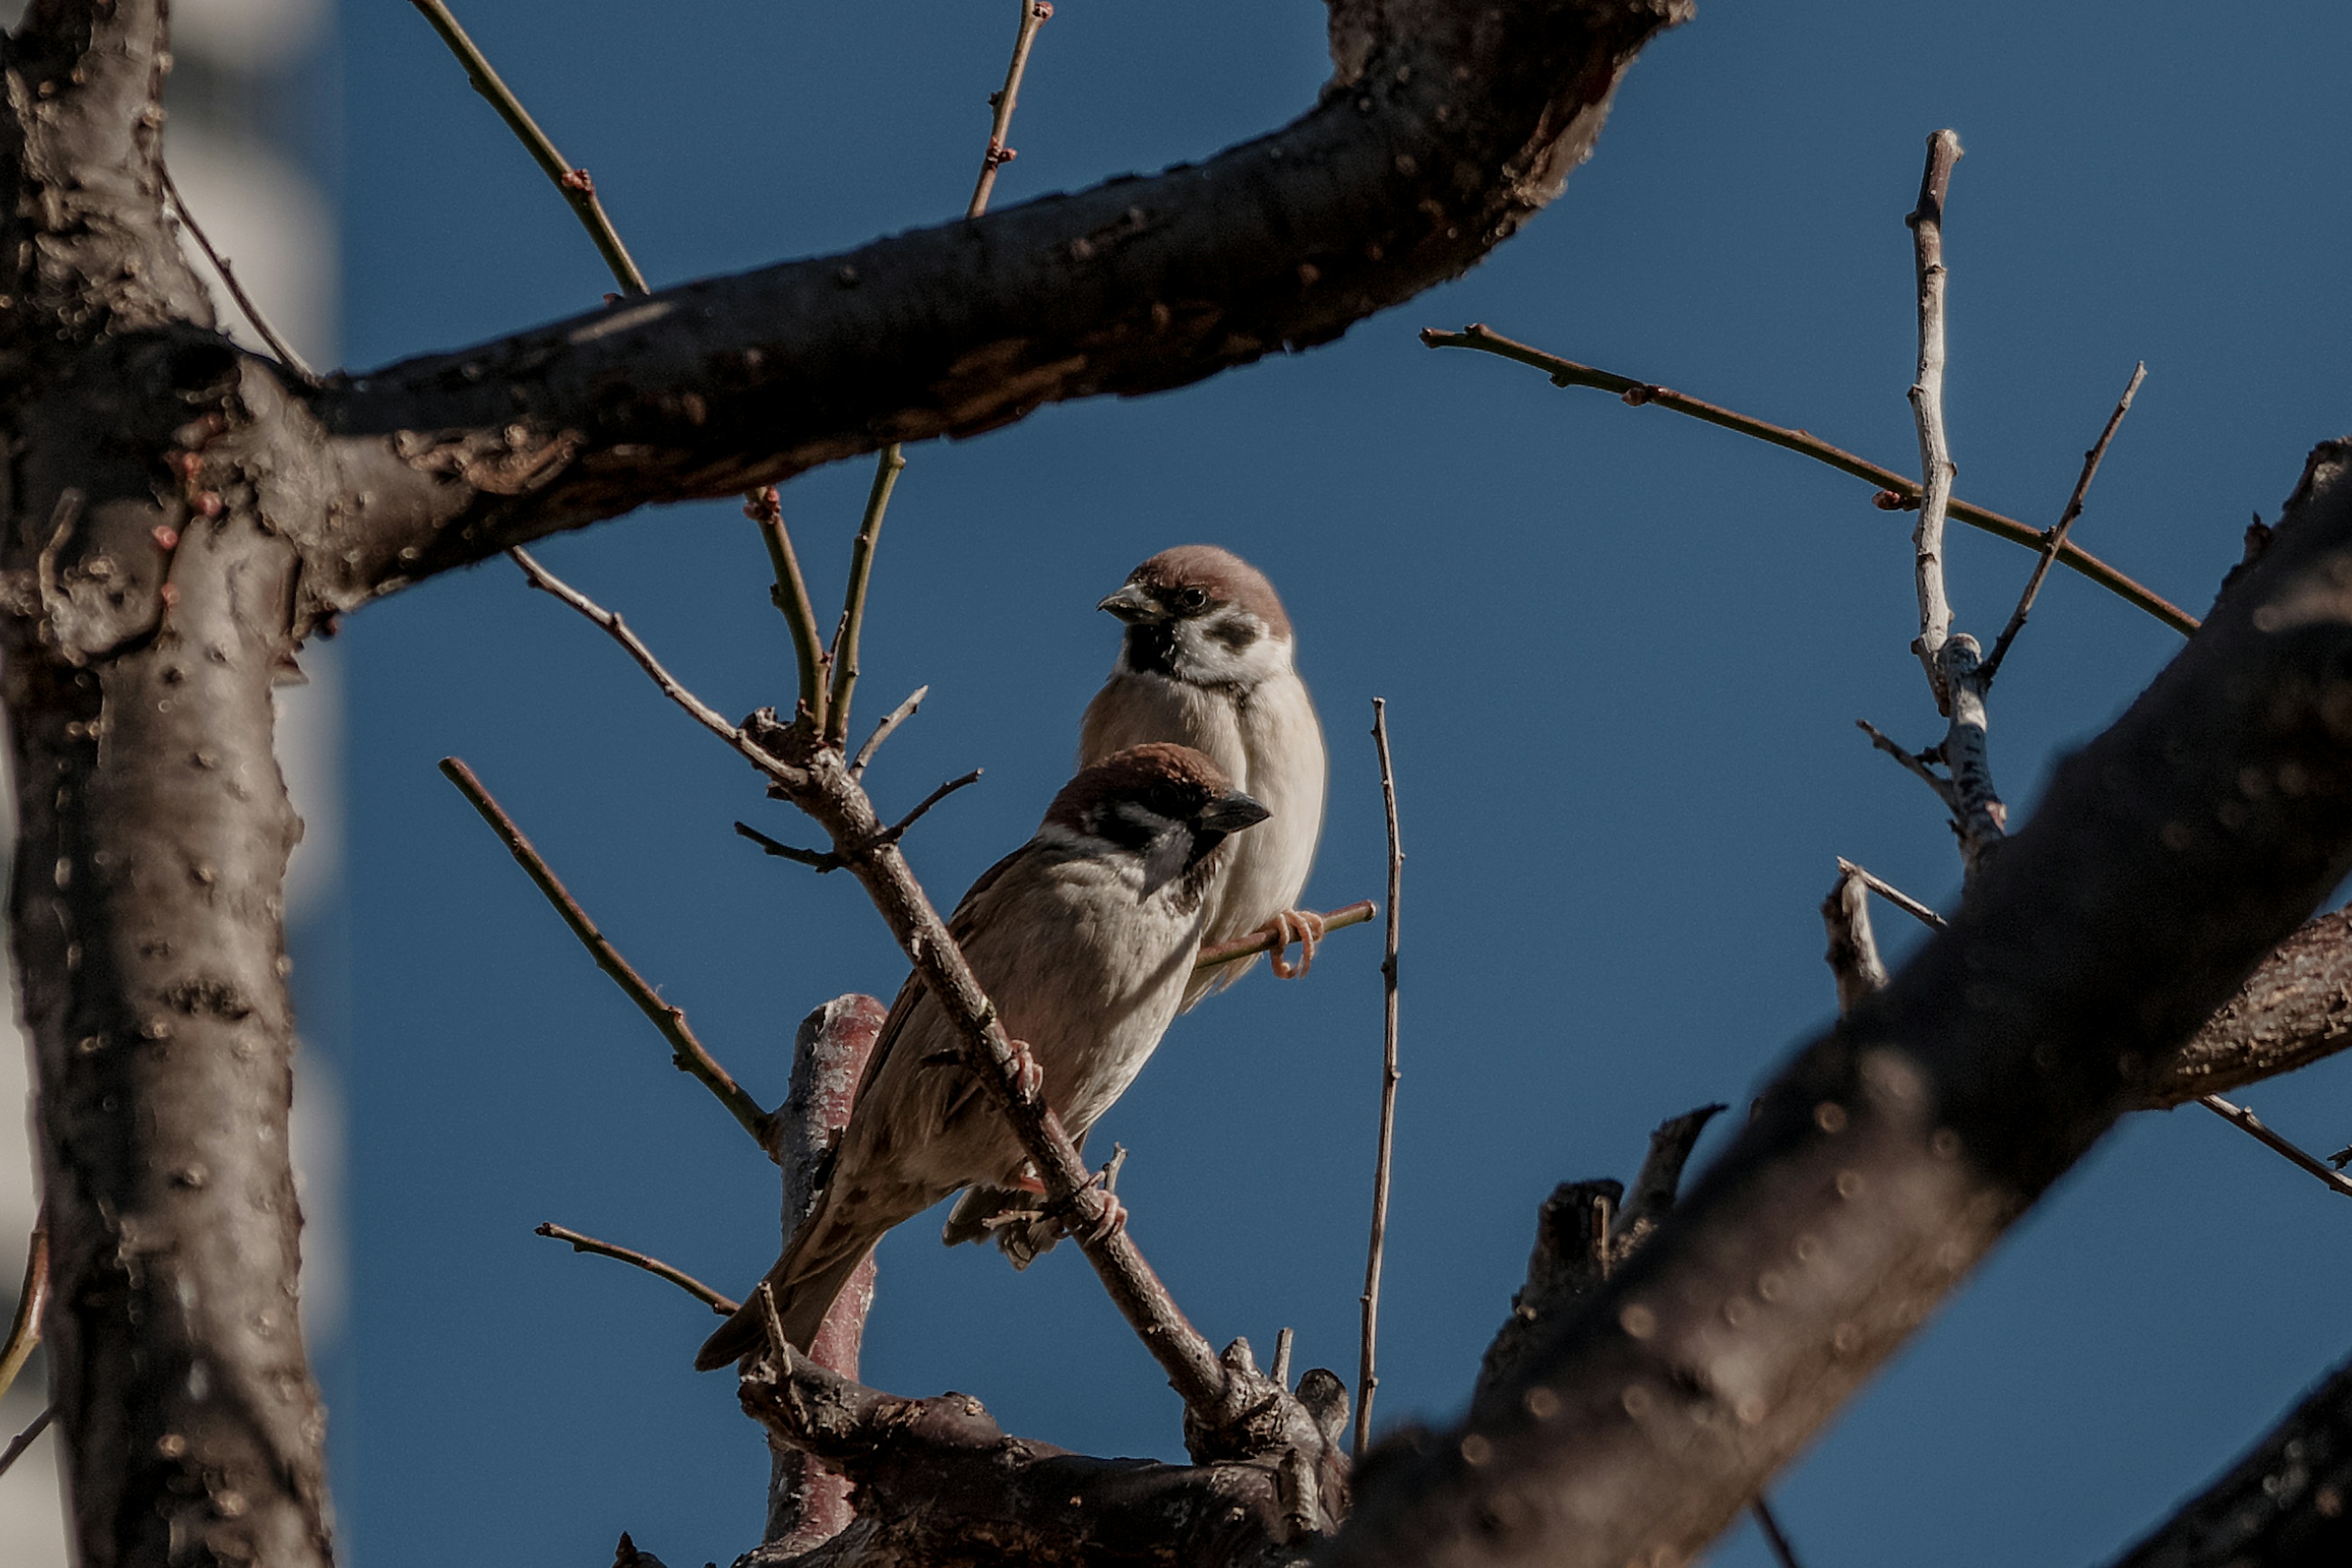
[1357,698,1405,1457]
[1195,899,1377,972]
[1271,1326,1294,1389]
[734,769,982,873]
[850,685,930,779]
[510,548,748,750]
[824,447,904,749]
[968,0,1055,219]
[1417,324,2196,638]
[1856,719,1956,805]
[535,1222,738,1314]
[1907,129,1964,705]
[440,755,772,1147]
[745,487,832,728]
[0,1406,52,1480]
[159,167,318,385]
[0,1218,48,1404]
[1752,1495,1809,1568]
[1980,361,2149,686]
[405,0,649,296]
[1834,857,1948,930]
[2198,1095,2352,1200]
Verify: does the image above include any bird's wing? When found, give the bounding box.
[849,840,1035,1110]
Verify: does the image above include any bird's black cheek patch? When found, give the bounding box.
[1207,615,1259,652]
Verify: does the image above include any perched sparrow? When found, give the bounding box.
[696,743,1268,1367]
[1084,545,1329,1009]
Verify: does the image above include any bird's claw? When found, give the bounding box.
[1082,1189,1128,1245]
[1005,1038,1046,1101]
[1261,908,1327,979]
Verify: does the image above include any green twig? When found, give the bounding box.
[1420,323,2196,636]
[405,0,649,296]
[968,1,1055,221]
[825,445,904,748]
[745,487,830,729]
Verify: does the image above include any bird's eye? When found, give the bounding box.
[1173,586,1210,613]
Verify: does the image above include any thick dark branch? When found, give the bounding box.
[2105,1349,2352,1567]
[278,0,1687,629]
[739,1340,1348,1568]
[2147,908,2352,1106]
[1319,441,2352,1568]
[0,1,213,347]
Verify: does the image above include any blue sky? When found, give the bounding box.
[332,4,2352,1564]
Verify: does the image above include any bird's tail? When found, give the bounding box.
[694,1197,887,1371]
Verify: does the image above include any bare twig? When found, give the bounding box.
[850,684,930,778]
[1194,899,1377,972]
[439,755,772,1146]
[1907,129,1965,703]
[1752,1496,1809,1568]
[509,547,752,752]
[1418,324,2196,636]
[824,446,904,749]
[736,769,982,873]
[2198,1095,2352,1200]
[405,0,649,296]
[1834,857,1948,931]
[0,1406,52,1481]
[1854,135,2007,883]
[1856,718,1954,804]
[1357,698,1405,1457]
[158,167,318,385]
[1272,1327,1294,1389]
[1821,864,1888,1014]
[745,486,831,728]
[1981,361,2148,685]
[0,1218,48,1404]
[968,1,1055,220]
[535,1221,738,1314]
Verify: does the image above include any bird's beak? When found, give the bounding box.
[1201,790,1272,834]
[1097,584,1160,624]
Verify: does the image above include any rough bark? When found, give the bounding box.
[741,1332,1352,1568]
[276,0,1690,631]
[760,996,888,1559]
[1,6,331,1566]
[2148,907,2352,1106]
[1317,440,2352,1568]
[2104,1350,2352,1568]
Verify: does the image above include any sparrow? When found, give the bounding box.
[1084,545,1329,1009]
[696,742,1269,1368]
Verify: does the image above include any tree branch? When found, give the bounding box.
[275,0,1689,630]
[736,1340,1349,1568]
[760,995,889,1558]
[1316,439,2352,1568]
[1416,324,2196,636]
[1357,698,1404,1455]
[2103,1348,2352,1567]
[2147,909,2352,1107]
[534,1222,737,1313]
[440,756,772,1145]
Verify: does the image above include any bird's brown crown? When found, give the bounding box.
[1044,742,1237,833]
[1124,546,1292,640]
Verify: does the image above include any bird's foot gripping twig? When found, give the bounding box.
[1259,908,1329,979]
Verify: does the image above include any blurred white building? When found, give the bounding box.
[0,1,343,1561]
